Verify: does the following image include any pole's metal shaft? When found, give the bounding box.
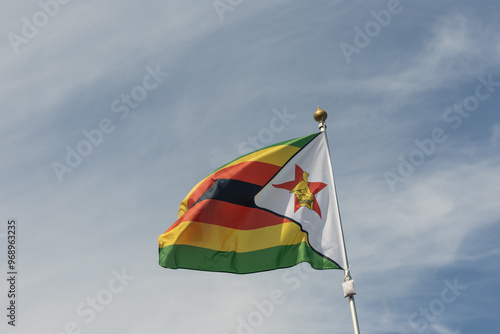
[314,106,361,334]
[349,296,361,334]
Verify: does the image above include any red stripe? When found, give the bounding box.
[184,161,281,212]
[166,200,290,232]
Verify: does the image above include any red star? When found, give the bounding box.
[272,164,327,218]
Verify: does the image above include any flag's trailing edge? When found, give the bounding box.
[158,132,347,274]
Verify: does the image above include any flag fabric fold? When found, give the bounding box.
[158,132,347,274]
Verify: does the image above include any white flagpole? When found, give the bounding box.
[314,107,361,334]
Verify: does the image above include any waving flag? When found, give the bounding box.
[158,132,347,274]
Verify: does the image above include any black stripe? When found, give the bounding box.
[195,179,261,207]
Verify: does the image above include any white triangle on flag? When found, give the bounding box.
[255,132,347,269]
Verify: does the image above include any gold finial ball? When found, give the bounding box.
[313,106,328,123]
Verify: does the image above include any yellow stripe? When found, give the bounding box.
[218,144,300,171]
[159,221,309,253]
[178,144,300,218]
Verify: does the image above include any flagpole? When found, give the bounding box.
[314,107,361,334]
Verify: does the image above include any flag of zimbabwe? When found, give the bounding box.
[158,132,347,274]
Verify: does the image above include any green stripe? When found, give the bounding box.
[213,132,320,174]
[263,132,320,150]
[159,241,340,274]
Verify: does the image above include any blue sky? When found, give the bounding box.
[1,1,500,333]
